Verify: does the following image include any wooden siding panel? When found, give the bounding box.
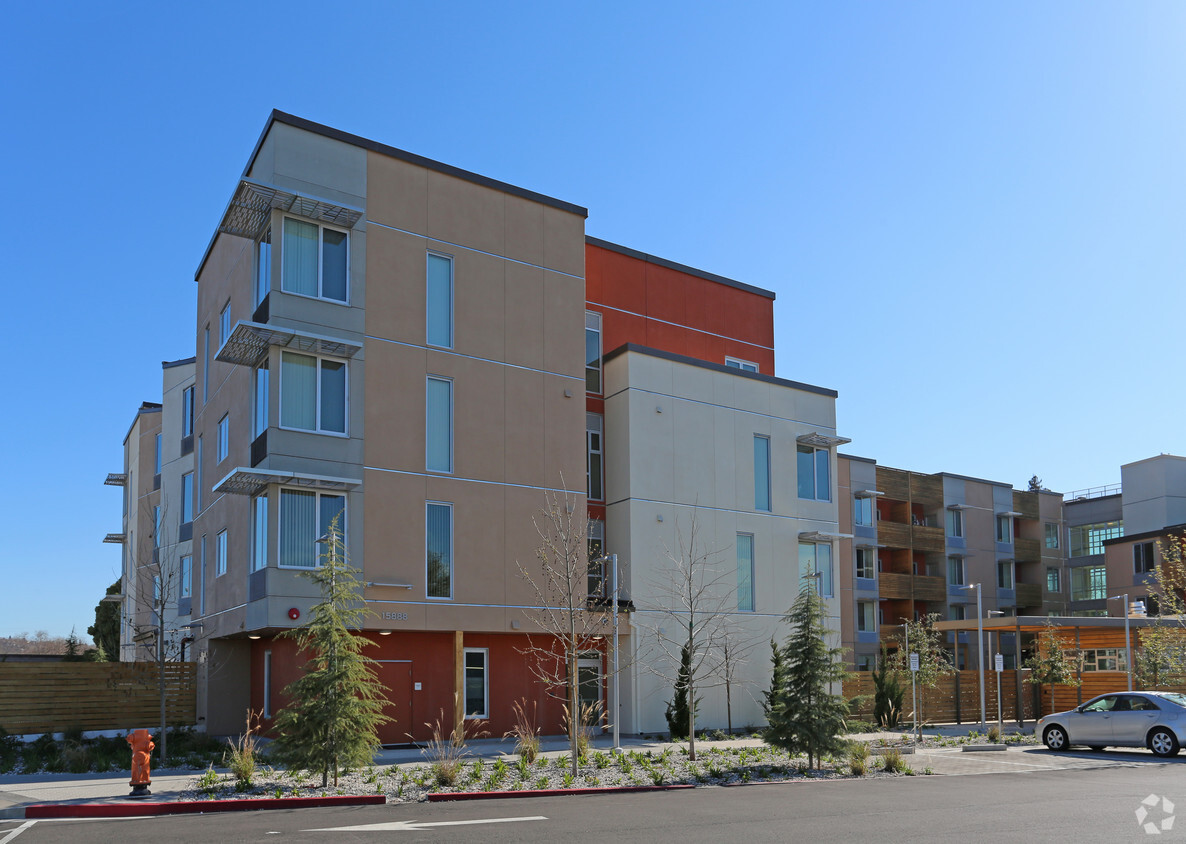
[876,468,910,501]
[1013,490,1040,521]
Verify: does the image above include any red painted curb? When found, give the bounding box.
[427,784,696,802]
[24,794,385,819]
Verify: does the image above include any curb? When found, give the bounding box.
[24,794,385,819]
[427,784,696,802]
[960,744,1009,753]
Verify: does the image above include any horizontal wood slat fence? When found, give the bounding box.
[0,662,196,734]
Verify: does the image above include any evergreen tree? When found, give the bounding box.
[665,639,699,738]
[872,648,904,729]
[88,579,120,660]
[63,628,84,662]
[270,518,390,787]
[761,637,790,721]
[764,583,850,770]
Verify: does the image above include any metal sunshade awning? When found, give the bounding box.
[796,432,852,448]
[216,322,363,368]
[798,531,853,542]
[217,178,364,242]
[103,533,126,544]
[104,473,127,486]
[213,468,362,498]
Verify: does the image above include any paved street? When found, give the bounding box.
[2,760,1181,843]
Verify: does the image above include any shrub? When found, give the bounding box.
[987,725,1002,743]
[505,698,540,764]
[197,765,221,796]
[846,742,870,776]
[224,711,262,790]
[422,697,487,788]
[880,746,907,774]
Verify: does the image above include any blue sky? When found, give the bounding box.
[2,2,1184,638]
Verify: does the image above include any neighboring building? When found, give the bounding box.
[837,457,1067,671]
[1063,485,1122,616]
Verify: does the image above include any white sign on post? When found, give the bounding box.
[909,652,920,672]
[995,653,1004,672]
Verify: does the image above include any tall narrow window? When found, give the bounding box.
[199,535,206,615]
[216,529,227,576]
[180,555,192,599]
[203,327,210,403]
[426,377,453,473]
[754,435,771,511]
[946,508,964,538]
[587,414,604,501]
[797,445,830,501]
[1134,542,1156,574]
[585,311,602,393]
[427,502,453,599]
[947,556,965,585]
[997,559,1015,589]
[153,505,161,547]
[854,496,873,526]
[996,515,1013,544]
[1045,522,1060,549]
[195,436,202,513]
[217,415,229,462]
[278,490,345,568]
[181,472,193,523]
[799,542,833,597]
[463,648,488,718]
[255,227,272,307]
[587,519,605,598]
[1046,566,1062,592]
[219,301,231,347]
[855,548,875,579]
[154,434,162,474]
[182,386,195,437]
[252,493,268,572]
[737,534,755,612]
[263,650,272,718]
[254,363,269,437]
[427,253,453,348]
[282,218,348,302]
[857,601,876,632]
[280,352,346,434]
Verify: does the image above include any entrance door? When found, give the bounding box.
[375,661,413,746]
[577,655,604,726]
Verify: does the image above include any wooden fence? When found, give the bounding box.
[0,662,196,735]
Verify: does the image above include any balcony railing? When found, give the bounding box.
[879,572,946,603]
[1014,537,1041,561]
[1015,582,1042,607]
[912,525,945,553]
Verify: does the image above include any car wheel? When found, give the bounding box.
[1148,728,1180,758]
[1044,725,1068,751]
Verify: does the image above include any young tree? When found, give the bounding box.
[872,648,904,729]
[1023,618,1080,715]
[764,581,850,770]
[888,614,953,727]
[517,485,614,779]
[1136,536,1186,686]
[270,518,390,787]
[88,579,120,660]
[716,624,761,735]
[761,636,790,722]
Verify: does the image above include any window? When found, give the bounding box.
[263,651,272,718]
[255,227,272,307]
[1046,566,1061,593]
[737,534,755,612]
[217,414,229,462]
[219,301,231,347]
[153,505,161,547]
[426,502,452,599]
[856,655,875,671]
[181,472,193,524]
[195,436,202,513]
[949,604,966,621]
[797,445,830,501]
[1045,522,1060,549]
[997,559,1014,590]
[463,649,488,718]
[725,357,758,373]
[426,377,453,473]
[1134,541,1156,574]
[1080,649,1129,672]
[203,327,210,403]
[1070,565,1107,601]
[153,575,161,608]
[182,386,195,437]
[254,363,269,437]
[856,601,876,633]
[799,542,833,597]
[588,519,605,598]
[252,494,268,572]
[199,535,206,615]
[282,217,348,302]
[946,508,964,538]
[585,311,602,393]
[995,515,1013,544]
[1068,520,1124,557]
[854,496,874,527]
[754,435,771,511]
[154,433,162,474]
[180,555,192,599]
[947,556,965,586]
[216,529,227,576]
[855,548,875,580]
[280,351,346,434]
[587,414,604,501]
[426,252,453,347]
[279,490,345,568]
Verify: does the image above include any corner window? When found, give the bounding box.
[797,445,830,501]
[427,502,453,599]
[180,555,192,599]
[997,559,1014,589]
[947,556,965,585]
[856,601,876,632]
[255,227,272,307]
[799,542,833,597]
[282,217,348,302]
[1068,520,1124,557]
[855,548,875,579]
[463,648,488,718]
[217,414,229,463]
[426,376,453,473]
[181,472,194,524]
[279,489,345,569]
[1045,522,1060,549]
[251,493,268,572]
[182,386,195,438]
[1046,566,1061,592]
[854,496,874,527]
[725,357,758,373]
[1134,542,1156,574]
[737,534,755,612]
[585,312,602,393]
[216,529,228,576]
[754,435,771,511]
[587,414,604,501]
[1070,565,1107,601]
[946,508,964,539]
[280,351,347,434]
[995,515,1013,544]
[426,252,453,348]
[219,301,231,347]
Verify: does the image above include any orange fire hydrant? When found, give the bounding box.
[127,729,154,797]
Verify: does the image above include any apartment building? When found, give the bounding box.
[837,457,1066,670]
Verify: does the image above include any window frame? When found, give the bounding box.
[181,471,194,524]
[995,515,1013,544]
[180,554,192,599]
[426,501,453,600]
[278,351,349,436]
[253,363,269,438]
[854,496,874,527]
[426,251,454,349]
[855,548,875,580]
[587,413,604,502]
[217,414,229,463]
[736,533,755,612]
[946,508,964,539]
[856,600,876,632]
[154,433,162,474]
[251,493,268,573]
[426,375,454,474]
[796,444,831,502]
[1045,522,1060,549]
[182,386,195,438]
[280,216,350,304]
[725,356,758,373]
[997,559,1015,590]
[585,311,602,394]
[947,555,965,586]
[255,226,272,308]
[462,647,489,719]
[1046,566,1062,593]
[216,529,228,577]
[277,488,346,570]
[799,542,833,598]
[754,435,771,512]
[1134,541,1156,574]
[219,301,231,348]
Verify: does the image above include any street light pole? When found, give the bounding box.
[610,552,620,752]
[903,618,918,742]
[987,610,1003,734]
[960,583,986,731]
[1108,593,1132,691]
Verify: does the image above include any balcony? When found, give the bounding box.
[1012,490,1040,520]
[879,572,946,603]
[1014,537,1041,562]
[912,525,945,553]
[875,467,911,501]
[1015,582,1042,607]
[878,521,912,548]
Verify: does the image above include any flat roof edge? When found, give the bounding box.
[603,343,837,398]
[586,236,776,300]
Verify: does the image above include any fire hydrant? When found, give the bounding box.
[127,729,154,797]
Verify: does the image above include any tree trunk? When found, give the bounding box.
[569,648,579,778]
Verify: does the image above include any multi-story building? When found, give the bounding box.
[837,457,1066,670]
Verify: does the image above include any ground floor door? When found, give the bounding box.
[374,660,413,746]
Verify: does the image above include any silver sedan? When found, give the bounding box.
[1038,691,1186,757]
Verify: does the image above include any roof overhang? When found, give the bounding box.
[935,615,1183,634]
[213,468,362,497]
[799,531,853,542]
[797,432,852,449]
[216,321,363,368]
[216,178,364,243]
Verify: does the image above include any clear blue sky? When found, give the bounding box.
[3,2,1184,639]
